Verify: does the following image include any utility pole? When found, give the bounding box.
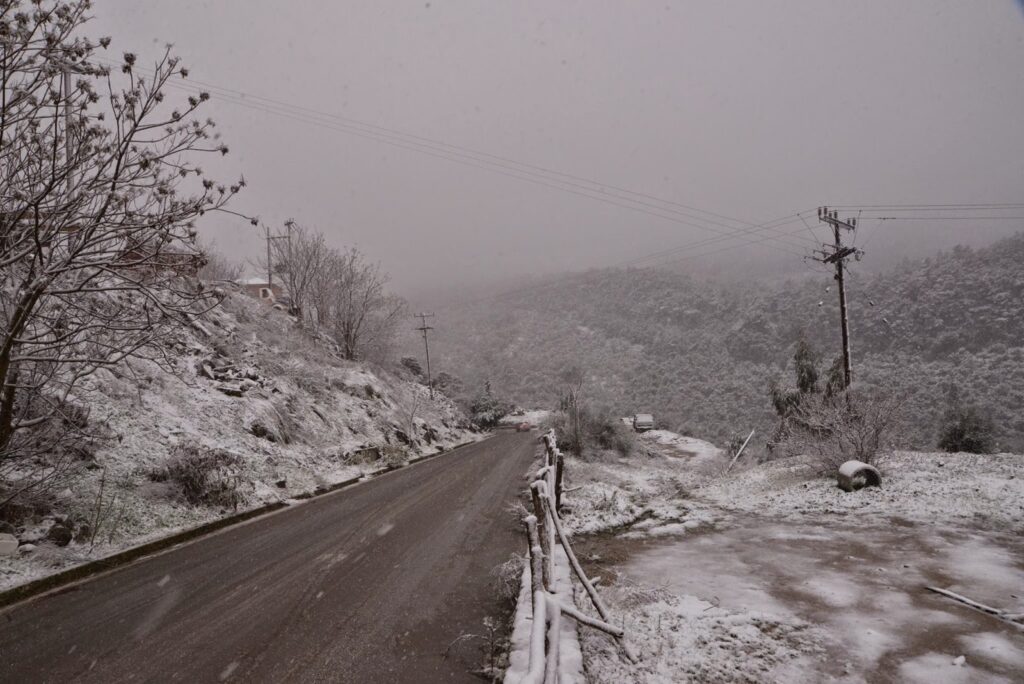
[415,312,436,399]
[813,207,863,388]
[263,224,290,288]
[264,224,273,286]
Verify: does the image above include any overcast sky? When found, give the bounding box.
[93,1,1024,296]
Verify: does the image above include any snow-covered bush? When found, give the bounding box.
[381,445,409,469]
[158,443,244,509]
[468,391,513,429]
[550,408,636,458]
[492,553,526,609]
[781,391,900,473]
[937,391,996,454]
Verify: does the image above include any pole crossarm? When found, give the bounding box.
[811,206,864,387]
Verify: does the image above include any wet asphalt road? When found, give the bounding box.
[0,431,538,683]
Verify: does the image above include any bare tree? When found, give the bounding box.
[269,220,331,325]
[197,241,243,282]
[330,248,406,362]
[560,366,585,457]
[0,1,246,505]
[781,391,902,473]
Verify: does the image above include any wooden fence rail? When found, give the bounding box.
[517,431,636,684]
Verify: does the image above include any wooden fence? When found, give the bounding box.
[516,431,636,683]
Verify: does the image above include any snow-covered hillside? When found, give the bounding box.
[0,293,480,591]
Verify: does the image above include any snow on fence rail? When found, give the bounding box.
[506,431,636,684]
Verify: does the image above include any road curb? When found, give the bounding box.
[0,436,487,610]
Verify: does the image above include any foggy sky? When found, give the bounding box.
[93,1,1024,297]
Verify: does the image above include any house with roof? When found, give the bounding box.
[237,277,284,303]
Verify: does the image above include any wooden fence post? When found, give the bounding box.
[529,482,553,591]
[543,600,561,684]
[523,515,547,681]
[554,449,564,510]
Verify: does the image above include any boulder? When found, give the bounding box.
[75,523,93,544]
[47,523,74,547]
[0,533,18,556]
[837,460,882,492]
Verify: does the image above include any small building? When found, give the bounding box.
[237,277,283,303]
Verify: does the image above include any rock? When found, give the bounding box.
[18,543,36,554]
[74,523,93,544]
[215,383,245,397]
[952,655,966,666]
[0,533,18,556]
[250,422,276,442]
[275,479,287,489]
[47,523,74,547]
[0,521,15,535]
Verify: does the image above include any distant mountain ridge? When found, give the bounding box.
[428,233,1024,451]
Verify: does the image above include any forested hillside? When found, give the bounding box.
[427,234,1024,451]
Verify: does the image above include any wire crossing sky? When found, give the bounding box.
[92,1,1024,294]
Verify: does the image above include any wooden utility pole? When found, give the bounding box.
[814,207,863,388]
[263,223,291,288]
[415,312,436,399]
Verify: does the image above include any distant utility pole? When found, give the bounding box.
[813,207,863,388]
[263,223,291,287]
[415,313,436,399]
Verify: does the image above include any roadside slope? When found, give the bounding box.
[1,292,479,591]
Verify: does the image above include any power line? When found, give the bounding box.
[146,60,802,235]
[821,203,1024,210]
[874,216,1024,221]
[450,213,822,308]
[622,213,812,269]
[93,56,819,254]
[168,82,816,255]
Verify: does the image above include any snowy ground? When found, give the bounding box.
[0,293,481,593]
[559,430,1024,682]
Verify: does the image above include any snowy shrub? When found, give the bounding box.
[161,443,243,509]
[938,404,996,454]
[550,408,635,458]
[247,398,300,445]
[588,413,636,456]
[400,356,423,377]
[380,445,409,469]
[468,391,513,429]
[780,391,901,473]
[491,553,526,609]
